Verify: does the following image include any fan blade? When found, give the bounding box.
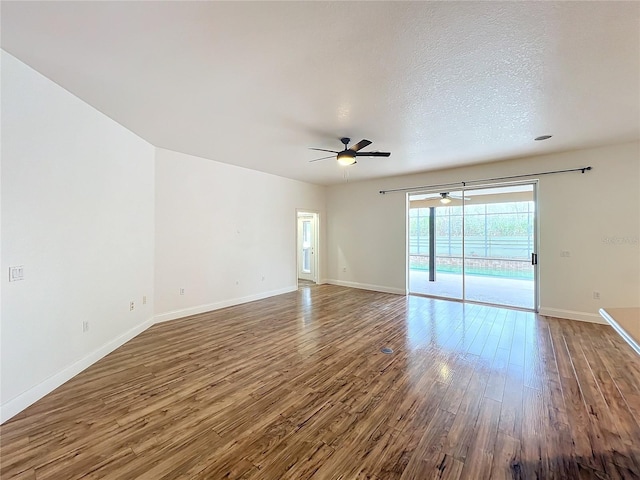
[309,147,339,154]
[350,139,372,152]
[309,155,335,163]
[355,151,391,157]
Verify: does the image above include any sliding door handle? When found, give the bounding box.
[531,253,538,265]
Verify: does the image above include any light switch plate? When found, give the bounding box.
[9,266,24,282]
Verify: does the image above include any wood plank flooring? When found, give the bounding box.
[2,284,639,479]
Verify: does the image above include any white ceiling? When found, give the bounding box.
[2,1,638,186]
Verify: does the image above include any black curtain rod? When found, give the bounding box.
[379,166,592,195]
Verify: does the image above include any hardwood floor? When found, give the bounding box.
[2,284,639,479]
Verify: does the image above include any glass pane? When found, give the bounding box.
[302,249,310,272]
[409,207,430,256]
[408,191,464,300]
[464,186,535,309]
[302,221,311,245]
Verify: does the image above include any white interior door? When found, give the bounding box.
[297,214,316,282]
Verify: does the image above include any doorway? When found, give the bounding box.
[297,211,319,284]
[408,183,537,310]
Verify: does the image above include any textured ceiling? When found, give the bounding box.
[2,1,639,186]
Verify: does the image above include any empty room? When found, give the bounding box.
[1,2,639,479]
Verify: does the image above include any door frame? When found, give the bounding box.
[406,180,539,311]
[296,209,320,286]
[460,180,539,312]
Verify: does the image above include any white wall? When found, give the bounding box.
[0,51,326,423]
[326,142,640,322]
[154,148,326,322]
[1,51,156,421]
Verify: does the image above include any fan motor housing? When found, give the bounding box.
[337,150,356,160]
[336,150,357,165]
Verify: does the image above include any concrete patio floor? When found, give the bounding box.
[409,269,535,309]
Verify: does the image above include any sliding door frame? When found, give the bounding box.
[407,179,539,312]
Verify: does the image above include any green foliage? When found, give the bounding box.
[409,202,533,238]
[408,202,534,257]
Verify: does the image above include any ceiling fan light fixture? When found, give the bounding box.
[309,138,390,165]
[440,193,452,204]
[337,151,356,166]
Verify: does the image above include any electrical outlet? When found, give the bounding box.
[143,295,147,305]
[82,321,89,333]
[130,301,135,311]
[560,250,571,258]
[593,291,600,300]
[180,288,185,295]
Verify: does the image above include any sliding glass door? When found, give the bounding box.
[463,185,536,309]
[408,183,537,310]
[408,190,465,300]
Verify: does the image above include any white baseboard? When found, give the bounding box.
[0,316,155,424]
[325,279,405,295]
[538,307,606,324]
[1,286,301,423]
[153,286,298,324]
[599,308,640,355]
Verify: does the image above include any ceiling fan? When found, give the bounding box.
[309,137,391,166]
[440,192,471,204]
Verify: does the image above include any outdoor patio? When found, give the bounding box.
[409,269,535,309]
